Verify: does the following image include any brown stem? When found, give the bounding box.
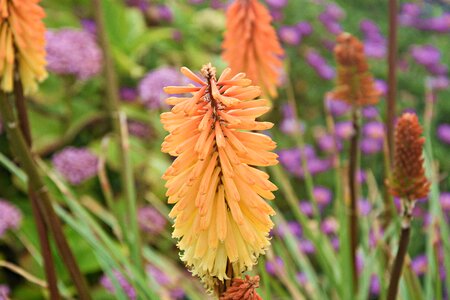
[386,0,398,165]
[0,92,91,299]
[387,226,411,300]
[13,78,61,300]
[348,108,360,291]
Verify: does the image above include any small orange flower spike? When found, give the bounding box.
[222,0,284,98]
[331,32,379,106]
[161,63,278,291]
[388,113,430,200]
[220,275,262,300]
[0,0,47,94]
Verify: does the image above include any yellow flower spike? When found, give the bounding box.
[0,0,47,94]
[161,63,278,292]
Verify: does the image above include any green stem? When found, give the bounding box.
[0,92,91,299]
[92,0,143,273]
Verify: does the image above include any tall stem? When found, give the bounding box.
[13,78,61,300]
[348,108,360,291]
[386,0,398,164]
[0,92,91,299]
[387,200,413,300]
[92,0,143,273]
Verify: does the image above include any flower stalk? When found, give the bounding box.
[92,0,143,274]
[0,92,91,299]
[12,77,60,299]
[387,113,430,300]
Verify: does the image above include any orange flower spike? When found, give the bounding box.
[222,0,284,98]
[161,63,278,291]
[331,32,380,106]
[0,0,47,94]
[388,113,430,201]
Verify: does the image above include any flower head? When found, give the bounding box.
[0,0,47,94]
[52,147,99,185]
[388,113,430,200]
[46,29,102,79]
[0,199,22,237]
[161,64,277,290]
[220,275,262,300]
[222,0,284,98]
[0,284,10,300]
[331,32,380,106]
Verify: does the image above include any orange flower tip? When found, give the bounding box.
[180,67,206,85]
[163,86,201,94]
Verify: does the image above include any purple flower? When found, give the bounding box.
[296,272,308,285]
[313,186,332,207]
[156,5,173,23]
[399,3,421,27]
[138,67,187,109]
[427,76,450,91]
[411,255,428,276]
[360,138,383,155]
[335,121,354,140]
[370,275,381,296]
[0,285,10,300]
[416,15,450,33]
[305,50,335,80]
[321,217,338,235]
[410,45,448,76]
[120,87,138,102]
[299,202,314,218]
[440,193,450,212]
[128,121,151,139]
[375,79,388,96]
[170,288,185,300]
[278,147,331,177]
[0,199,22,237]
[297,21,313,36]
[299,239,315,254]
[363,121,384,140]
[46,29,102,79]
[100,270,137,300]
[306,158,332,175]
[437,124,450,144]
[331,237,340,250]
[265,257,284,275]
[317,134,341,153]
[266,0,288,9]
[80,19,97,36]
[280,104,302,135]
[275,221,302,237]
[269,9,284,22]
[323,3,345,20]
[138,206,167,235]
[359,199,372,216]
[279,26,302,46]
[362,106,379,119]
[360,20,386,58]
[126,0,149,11]
[146,265,171,286]
[325,97,350,116]
[52,147,99,185]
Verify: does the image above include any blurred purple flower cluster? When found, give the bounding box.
[279,146,332,178]
[280,103,303,135]
[278,21,313,46]
[360,20,386,58]
[46,29,103,80]
[138,67,189,109]
[0,199,22,237]
[305,50,335,80]
[138,206,167,235]
[0,285,10,300]
[437,124,450,145]
[410,45,448,76]
[100,270,137,300]
[319,3,345,35]
[52,147,99,185]
[147,265,185,299]
[399,2,450,33]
